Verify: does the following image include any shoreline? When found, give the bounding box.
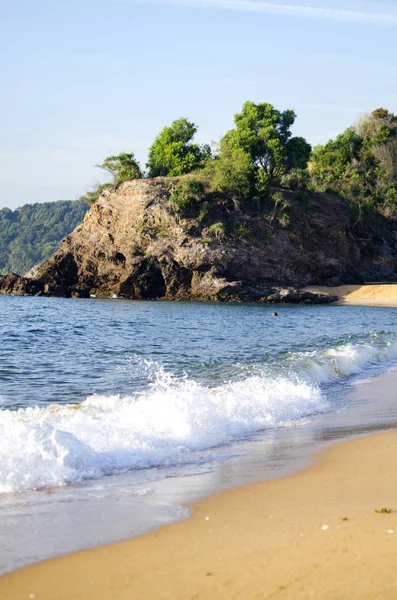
[3,301,397,580]
[3,429,397,599]
[3,283,397,307]
[305,284,397,307]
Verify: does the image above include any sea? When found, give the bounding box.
[1,295,397,574]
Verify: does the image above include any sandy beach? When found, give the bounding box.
[306,283,397,307]
[2,429,397,599]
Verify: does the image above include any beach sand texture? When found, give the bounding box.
[2,431,397,599]
[306,283,397,306]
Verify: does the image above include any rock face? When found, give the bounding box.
[24,264,40,279]
[0,272,44,296]
[2,178,397,303]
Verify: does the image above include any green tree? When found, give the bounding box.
[286,137,312,170]
[310,127,363,193]
[98,152,142,182]
[223,101,311,179]
[147,117,211,178]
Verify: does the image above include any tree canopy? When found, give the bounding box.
[209,101,311,200]
[146,117,211,178]
[223,102,311,178]
[310,108,397,216]
[77,102,397,224]
[81,102,311,205]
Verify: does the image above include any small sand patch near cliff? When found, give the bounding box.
[304,284,397,306]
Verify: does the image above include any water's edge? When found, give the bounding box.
[2,365,397,576]
[2,298,397,575]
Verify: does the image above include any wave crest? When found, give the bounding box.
[0,334,396,494]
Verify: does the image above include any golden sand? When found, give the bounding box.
[306,284,397,306]
[2,431,397,599]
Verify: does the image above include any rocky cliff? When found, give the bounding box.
[1,178,397,302]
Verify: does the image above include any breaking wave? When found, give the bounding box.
[1,333,396,494]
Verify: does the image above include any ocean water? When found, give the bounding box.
[1,295,397,572]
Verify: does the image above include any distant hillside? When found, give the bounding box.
[0,200,89,275]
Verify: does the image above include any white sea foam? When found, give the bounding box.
[291,337,397,385]
[0,336,396,494]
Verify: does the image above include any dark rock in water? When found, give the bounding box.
[0,273,91,300]
[70,288,90,299]
[0,273,44,296]
[43,283,68,297]
[299,290,339,304]
[0,179,396,303]
[261,288,338,305]
[272,312,278,316]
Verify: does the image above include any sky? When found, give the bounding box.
[1,0,397,209]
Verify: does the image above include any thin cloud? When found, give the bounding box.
[147,0,397,26]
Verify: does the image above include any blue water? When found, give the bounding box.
[2,296,397,409]
[1,295,397,496]
[2,295,397,574]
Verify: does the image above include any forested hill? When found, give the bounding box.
[0,200,89,275]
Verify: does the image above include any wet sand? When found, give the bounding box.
[2,430,397,599]
[305,284,397,306]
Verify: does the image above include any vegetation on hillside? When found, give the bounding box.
[147,117,211,178]
[82,103,397,234]
[205,101,312,202]
[310,108,397,222]
[82,101,312,206]
[3,102,395,280]
[80,153,142,204]
[0,200,89,275]
[2,103,395,283]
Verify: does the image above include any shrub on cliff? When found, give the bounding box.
[281,168,310,202]
[269,192,291,226]
[147,118,211,177]
[209,138,253,199]
[99,153,142,182]
[169,178,205,214]
[80,152,143,204]
[80,183,113,205]
[208,221,226,240]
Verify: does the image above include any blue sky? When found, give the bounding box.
[1,0,397,208]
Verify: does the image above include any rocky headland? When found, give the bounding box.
[1,178,397,304]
